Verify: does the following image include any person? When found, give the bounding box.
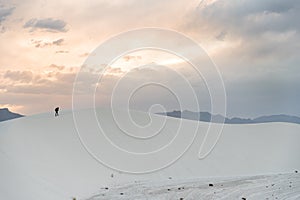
[55,107,59,117]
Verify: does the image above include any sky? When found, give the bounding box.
[0,0,299,118]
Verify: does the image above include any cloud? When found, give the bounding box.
[48,64,65,71]
[79,53,90,57]
[1,60,299,117]
[0,5,14,23]
[55,50,69,54]
[0,5,15,32]
[23,18,68,32]
[1,64,81,92]
[94,63,210,112]
[178,0,300,117]
[0,0,299,117]
[52,38,64,45]
[31,38,65,48]
[0,63,207,114]
[180,0,300,70]
[215,31,227,41]
[184,0,300,41]
[0,66,76,96]
[3,70,33,83]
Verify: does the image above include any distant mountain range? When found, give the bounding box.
[158,110,300,125]
[0,108,24,122]
[2,107,300,125]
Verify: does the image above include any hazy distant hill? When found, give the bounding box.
[0,108,23,122]
[158,110,300,125]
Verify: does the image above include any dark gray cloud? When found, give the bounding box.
[215,31,227,41]
[52,38,64,45]
[0,5,14,23]
[0,5,15,32]
[188,0,300,40]
[23,18,68,32]
[180,0,300,117]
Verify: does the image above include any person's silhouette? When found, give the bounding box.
[55,107,59,117]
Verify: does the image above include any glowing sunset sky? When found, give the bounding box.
[0,0,299,118]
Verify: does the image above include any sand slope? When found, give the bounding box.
[0,108,299,199]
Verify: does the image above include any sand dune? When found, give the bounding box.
[0,108,299,199]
